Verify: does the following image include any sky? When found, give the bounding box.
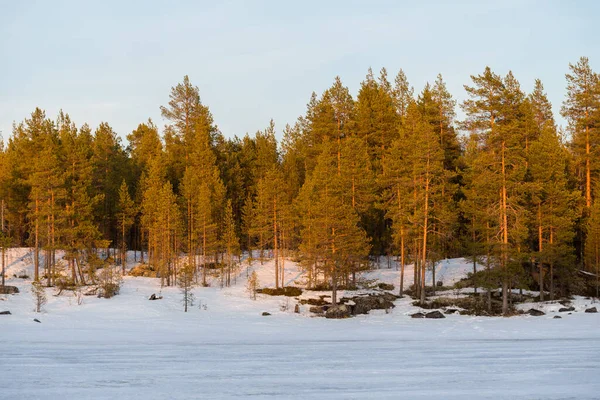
[1,0,598,143]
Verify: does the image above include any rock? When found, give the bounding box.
[558,306,575,312]
[585,307,597,313]
[261,312,271,316]
[294,304,300,313]
[0,310,11,315]
[309,306,324,314]
[425,310,446,319]
[33,318,41,323]
[0,285,19,294]
[436,281,443,287]
[148,294,163,300]
[325,304,351,319]
[377,282,395,291]
[411,312,425,318]
[553,315,562,319]
[528,308,545,316]
[350,294,396,315]
[257,287,303,297]
[444,308,458,314]
[299,298,329,306]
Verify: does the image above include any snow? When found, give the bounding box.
[1,249,600,399]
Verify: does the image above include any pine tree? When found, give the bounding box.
[355,68,399,171]
[462,68,529,315]
[60,119,102,285]
[297,145,370,303]
[141,157,181,287]
[247,168,288,288]
[586,195,600,297]
[31,280,47,312]
[91,122,128,253]
[393,68,414,123]
[529,125,580,300]
[117,180,136,273]
[561,57,600,209]
[180,123,225,285]
[222,199,240,287]
[178,263,195,312]
[247,270,259,300]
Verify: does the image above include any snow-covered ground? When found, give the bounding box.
[1,249,599,399]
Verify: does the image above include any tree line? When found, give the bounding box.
[1,57,599,314]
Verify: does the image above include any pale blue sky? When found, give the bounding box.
[1,1,598,143]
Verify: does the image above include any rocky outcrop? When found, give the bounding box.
[527,308,545,316]
[325,305,351,319]
[309,306,324,314]
[350,294,396,315]
[558,306,575,312]
[0,286,19,294]
[425,310,445,319]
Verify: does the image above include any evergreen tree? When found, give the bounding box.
[586,195,600,297]
[529,125,580,299]
[297,145,370,303]
[117,180,136,273]
[91,122,128,251]
[393,68,414,123]
[222,199,240,287]
[561,57,600,209]
[178,263,195,312]
[462,68,529,315]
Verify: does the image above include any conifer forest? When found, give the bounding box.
[2,57,600,316]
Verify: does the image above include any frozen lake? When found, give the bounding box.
[2,250,599,399]
[2,314,599,400]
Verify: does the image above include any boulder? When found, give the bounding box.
[444,308,459,314]
[558,306,575,312]
[309,306,324,314]
[553,315,562,319]
[0,285,19,294]
[148,294,163,301]
[350,294,396,315]
[299,298,329,306]
[585,307,597,313]
[325,304,351,319]
[33,318,41,323]
[261,312,271,316]
[0,310,11,315]
[528,308,545,316]
[377,282,395,291]
[411,312,425,318]
[425,310,446,319]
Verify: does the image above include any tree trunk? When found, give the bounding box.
[538,202,544,302]
[400,226,405,297]
[34,198,39,282]
[501,140,509,316]
[420,158,430,305]
[586,121,591,208]
[273,195,279,289]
